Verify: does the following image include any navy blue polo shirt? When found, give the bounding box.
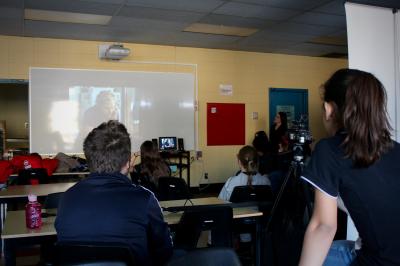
[302,132,400,266]
[55,172,173,266]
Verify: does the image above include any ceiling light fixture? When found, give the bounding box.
[24,9,111,25]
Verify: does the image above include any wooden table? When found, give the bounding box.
[9,172,89,178]
[0,183,75,203]
[0,182,76,238]
[160,197,226,209]
[2,198,262,236]
[8,172,88,185]
[1,197,264,266]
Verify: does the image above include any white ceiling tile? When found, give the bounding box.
[213,2,300,20]
[291,12,346,27]
[118,6,204,23]
[25,0,120,16]
[109,16,187,31]
[125,0,225,12]
[200,14,276,28]
[233,0,325,10]
[271,22,340,36]
[314,0,345,15]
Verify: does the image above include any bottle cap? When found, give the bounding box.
[28,194,37,202]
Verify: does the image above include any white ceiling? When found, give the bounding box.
[0,0,399,57]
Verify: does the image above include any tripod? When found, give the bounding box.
[264,157,314,266]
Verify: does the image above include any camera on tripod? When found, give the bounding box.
[288,114,312,162]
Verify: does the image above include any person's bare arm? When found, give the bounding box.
[299,189,337,266]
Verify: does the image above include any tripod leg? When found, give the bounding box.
[265,164,294,232]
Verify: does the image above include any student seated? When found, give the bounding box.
[252,130,277,175]
[55,121,173,266]
[219,145,271,201]
[131,140,171,194]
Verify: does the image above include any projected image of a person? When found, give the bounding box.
[83,91,119,130]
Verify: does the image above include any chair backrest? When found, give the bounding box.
[16,168,48,185]
[157,177,191,201]
[53,241,135,266]
[174,205,233,250]
[44,192,64,209]
[229,185,273,203]
[167,247,241,266]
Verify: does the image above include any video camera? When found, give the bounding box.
[288,114,312,162]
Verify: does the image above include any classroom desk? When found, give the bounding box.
[1,197,264,266]
[0,182,76,242]
[159,197,225,209]
[8,172,89,184]
[9,172,89,178]
[0,183,75,204]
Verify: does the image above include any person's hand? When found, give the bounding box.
[129,152,140,172]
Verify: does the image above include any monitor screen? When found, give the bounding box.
[159,137,177,151]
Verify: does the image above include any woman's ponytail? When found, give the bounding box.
[238,146,259,185]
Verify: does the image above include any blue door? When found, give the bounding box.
[269,88,308,129]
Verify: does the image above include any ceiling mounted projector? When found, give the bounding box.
[98,44,130,60]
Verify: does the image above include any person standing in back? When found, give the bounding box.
[55,120,173,266]
[269,111,288,153]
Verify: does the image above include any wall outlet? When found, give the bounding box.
[204,172,208,179]
[196,150,203,159]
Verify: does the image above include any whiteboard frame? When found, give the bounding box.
[29,66,198,155]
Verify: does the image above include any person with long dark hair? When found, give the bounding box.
[270,111,288,153]
[252,130,274,175]
[131,140,170,193]
[299,69,400,265]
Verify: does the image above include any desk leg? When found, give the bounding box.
[187,154,190,187]
[1,203,7,256]
[4,239,16,266]
[255,218,261,266]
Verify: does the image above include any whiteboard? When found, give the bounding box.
[30,67,195,155]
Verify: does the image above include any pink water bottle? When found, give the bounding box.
[25,194,42,229]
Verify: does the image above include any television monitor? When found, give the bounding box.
[159,137,177,151]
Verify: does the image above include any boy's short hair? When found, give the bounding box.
[83,120,131,173]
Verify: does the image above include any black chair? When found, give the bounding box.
[15,168,49,185]
[44,192,64,209]
[158,177,191,201]
[167,247,241,266]
[229,185,273,203]
[40,192,64,262]
[229,185,273,265]
[53,241,136,266]
[174,205,233,250]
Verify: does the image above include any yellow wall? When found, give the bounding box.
[0,35,347,185]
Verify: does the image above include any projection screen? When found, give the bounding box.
[30,67,195,155]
